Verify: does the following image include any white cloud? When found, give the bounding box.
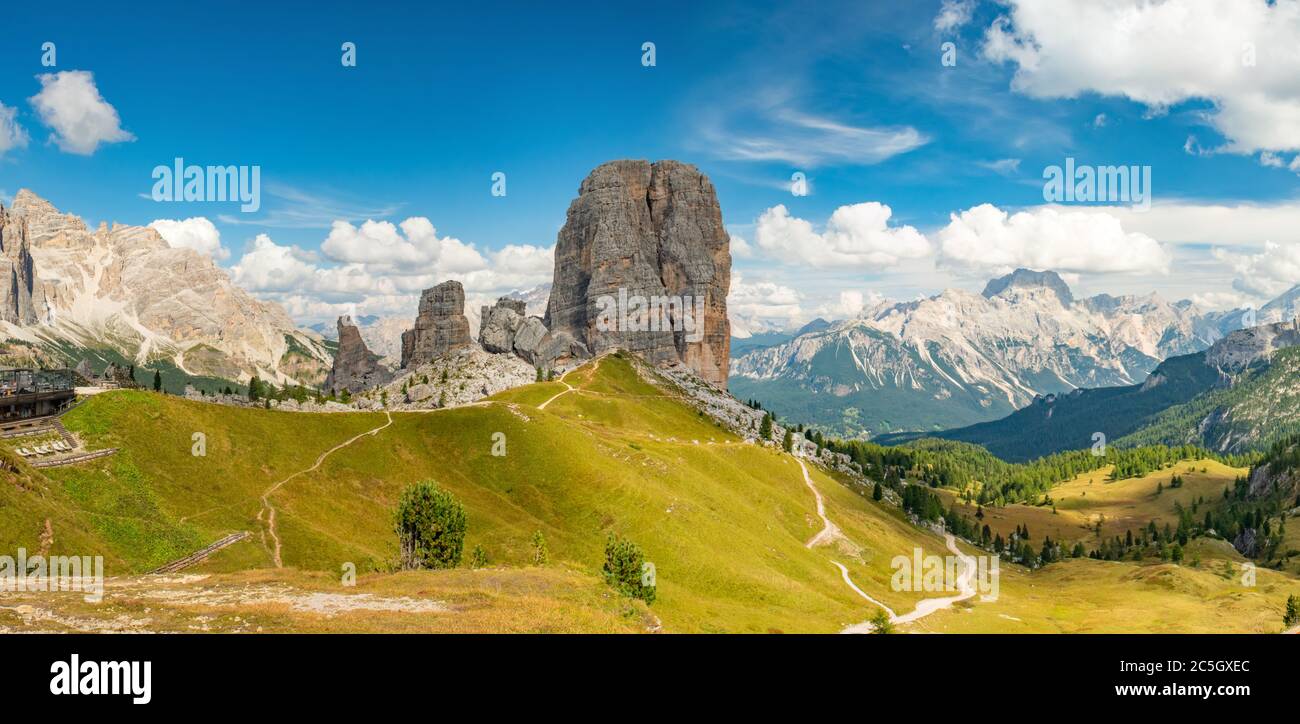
[1104,199,1300,248]
[753,202,931,268]
[697,89,928,167]
[983,0,1300,153]
[0,102,28,157]
[149,217,228,260]
[1260,151,1286,168]
[232,219,553,326]
[727,272,804,334]
[1213,241,1300,298]
[937,204,1172,275]
[935,0,976,32]
[813,289,886,320]
[1190,290,1254,311]
[729,233,754,259]
[29,71,133,155]
[978,158,1021,175]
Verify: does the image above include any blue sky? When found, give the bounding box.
[4,0,1300,330]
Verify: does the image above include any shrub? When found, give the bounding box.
[394,481,467,570]
[531,530,549,565]
[602,534,655,604]
[470,544,488,569]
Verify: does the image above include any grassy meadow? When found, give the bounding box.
[2,353,1295,633]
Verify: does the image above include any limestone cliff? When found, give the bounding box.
[400,280,473,369]
[544,160,731,387]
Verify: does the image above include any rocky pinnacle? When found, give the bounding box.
[400,280,473,369]
[544,160,731,387]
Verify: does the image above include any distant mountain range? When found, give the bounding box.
[882,320,1300,461]
[0,190,332,391]
[730,268,1295,438]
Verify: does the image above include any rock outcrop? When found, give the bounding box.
[478,297,527,353]
[400,281,473,369]
[0,197,47,325]
[324,315,393,393]
[544,160,731,387]
[476,295,588,367]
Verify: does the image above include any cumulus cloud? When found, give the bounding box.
[983,0,1300,153]
[727,273,805,334]
[729,233,754,259]
[753,202,931,268]
[232,219,554,326]
[935,0,976,32]
[1190,290,1255,311]
[0,102,28,157]
[1213,241,1300,298]
[149,217,228,260]
[1104,200,1300,248]
[813,289,886,320]
[29,71,133,155]
[936,204,1172,275]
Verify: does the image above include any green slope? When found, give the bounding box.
[10,354,956,633]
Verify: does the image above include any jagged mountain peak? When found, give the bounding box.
[0,188,331,388]
[981,268,1074,306]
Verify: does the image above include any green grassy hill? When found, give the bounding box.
[7,354,956,633]
[3,352,1295,633]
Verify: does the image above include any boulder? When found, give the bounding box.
[479,297,528,353]
[512,317,549,363]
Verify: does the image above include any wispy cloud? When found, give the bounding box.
[695,88,928,167]
[217,184,403,229]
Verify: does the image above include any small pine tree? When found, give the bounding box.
[782,429,793,453]
[531,530,549,565]
[152,370,162,392]
[470,544,488,569]
[1285,594,1300,628]
[602,534,655,604]
[759,413,773,441]
[872,481,883,502]
[869,608,893,634]
[248,375,261,401]
[393,480,467,570]
[535,367,543,382]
